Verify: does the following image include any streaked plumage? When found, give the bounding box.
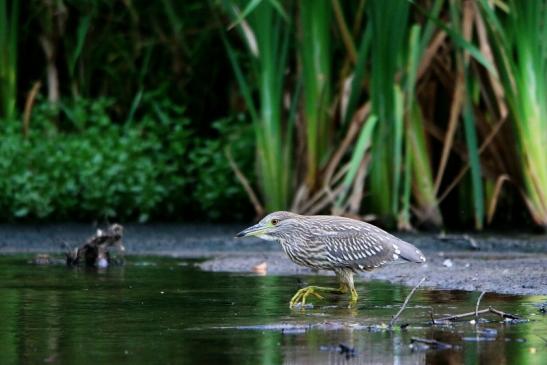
[237,211,426,307]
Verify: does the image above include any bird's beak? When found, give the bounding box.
[236,223,267,238]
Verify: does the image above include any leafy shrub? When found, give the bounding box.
[188,115,255,221]
[0,97,191,221]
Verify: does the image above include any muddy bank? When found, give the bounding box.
[0,223,546,295]
[198,251,547,296]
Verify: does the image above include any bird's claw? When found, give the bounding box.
[289,286,359,309]
[289,286,324,309]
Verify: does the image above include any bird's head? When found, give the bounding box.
[236,211,299,241]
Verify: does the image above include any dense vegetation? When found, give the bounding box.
[0,0,253,222]
[0,0,545,230]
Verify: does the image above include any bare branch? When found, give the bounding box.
[225,146,264,217]
[434,307,521,322]
[475,291,486,320]
[389,277,426,328]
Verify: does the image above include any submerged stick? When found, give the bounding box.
[475,291,486,320]
[488,307,521,320]
[389,277,426,328]
[435,306,521,322]
[435,309,489,322]
[410,337,453,350]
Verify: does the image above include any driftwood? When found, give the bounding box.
[66,224,125,268]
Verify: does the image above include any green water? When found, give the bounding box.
[0,255,545,364]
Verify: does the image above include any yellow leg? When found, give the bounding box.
[349,288,358,307]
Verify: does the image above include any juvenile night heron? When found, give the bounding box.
[237,211,426,308]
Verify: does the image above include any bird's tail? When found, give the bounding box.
[397,239,426,263]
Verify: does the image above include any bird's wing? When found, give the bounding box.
[309,217,423,271]
[312,230,397,271]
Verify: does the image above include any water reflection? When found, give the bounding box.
[0,255,545,364]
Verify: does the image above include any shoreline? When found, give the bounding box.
[1,223,546,296]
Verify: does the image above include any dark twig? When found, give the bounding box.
[389,277,426,328]
[475,291,486,320]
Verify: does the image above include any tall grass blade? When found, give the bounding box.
[222,0,292,211]
[300,0,331,189]
[399,128,413,230]
[68,15,91,78]
[342,26,371,127]
[403,24,439,227]
[463,68,484,229]
[412,0,495,73]
[0,0,19,121]
[404,12,444,228]
[478,0,547,227]
[368,0,409,223]
[408,103,442,226]
[335,115,378,208]
[392,86,404,216]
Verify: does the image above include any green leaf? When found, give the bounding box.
[463,67,484,229]
[68,15,91,77]
[336,115,378,207]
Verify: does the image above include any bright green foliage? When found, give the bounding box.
[448,2,484,229]
[479,0,547,227]
[407,104,442,227]
[0,98,191,221]
[189,116,255,221]
[300,0,331,189]
[402,1,444,228]
[222,0,292,211]
[336,115,378,208]
[2,0,546,229]
[462,72,484,229]
[367,0,410,221]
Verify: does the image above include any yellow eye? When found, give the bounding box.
[271,219,279,226]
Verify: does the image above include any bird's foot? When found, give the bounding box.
[289,286,359,309]
[348,288,358,308]
[337,284,359,308]
[289,286,325,308]
[289,286,350,309]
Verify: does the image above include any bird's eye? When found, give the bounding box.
[271,219,279,226]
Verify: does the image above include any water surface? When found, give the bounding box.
[0,255,545,364]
